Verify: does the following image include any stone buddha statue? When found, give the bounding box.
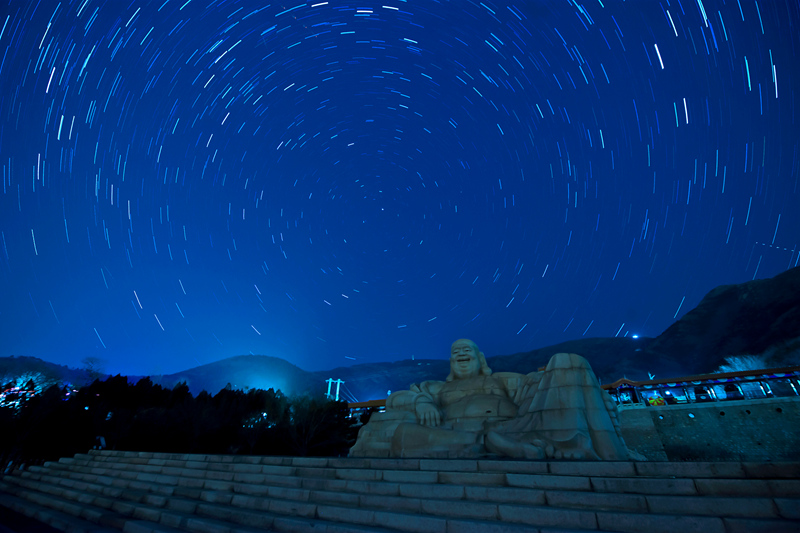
[349,339,631,460]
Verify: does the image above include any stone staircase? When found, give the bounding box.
[0,450,798,533]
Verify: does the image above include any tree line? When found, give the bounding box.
[1,375,362,472]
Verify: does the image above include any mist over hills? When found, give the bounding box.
[152,355,328,397]
[4,266,798,400]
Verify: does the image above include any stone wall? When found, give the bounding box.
[619,397,800,461]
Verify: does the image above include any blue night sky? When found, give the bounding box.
[0,0,798,376]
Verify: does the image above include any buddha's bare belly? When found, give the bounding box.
[442,394,518,431]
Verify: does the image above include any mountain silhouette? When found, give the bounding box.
[152,355,327,396]
[3,266,798,400]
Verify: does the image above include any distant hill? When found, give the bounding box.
[487,267,800,378]
[3,266,798,400]
[314,358,452,403]
[152,355,327,396]
[318,337,667,402]
[0,356,90,388]
[318,266,800,401]
[641,266,800,375]
[488,266,800,380]
[487,337,671,382]
[0,354,325,397]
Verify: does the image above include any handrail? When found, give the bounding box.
[603,365,800,389]
[348,399,387,409]
[347,365,800,409]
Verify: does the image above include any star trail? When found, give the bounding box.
[1,0,798,376]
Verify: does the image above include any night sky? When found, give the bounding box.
[1,1,798,377]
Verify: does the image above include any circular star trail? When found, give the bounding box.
[1,0,798,376]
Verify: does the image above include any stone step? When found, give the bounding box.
[75,450,800,479]
[1,473,606,533]
[0,480,127,533]
[42,460,307,490]
[4,451,800,533]
[29,463,553,510]
[2,468,647,533]
[30,462,800,520]
[0,504,62,533]
[0,491,118,533]
[45,454,800,499]
[36,460,560,502]
[79,450,800,479]
[12,467,599,527]
[0,476,398,533]
[594,511,800,533]
[12,459,800,533]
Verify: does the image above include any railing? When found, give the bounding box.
[604,366,800,407]
[347,366,800,411]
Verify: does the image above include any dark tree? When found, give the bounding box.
[0,374,357,469]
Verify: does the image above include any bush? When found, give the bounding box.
[0,375,358,471]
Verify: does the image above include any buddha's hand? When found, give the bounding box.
[415,402,441,427]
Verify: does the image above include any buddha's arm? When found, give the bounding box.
[385,389,422,411]
[386,381,444,426]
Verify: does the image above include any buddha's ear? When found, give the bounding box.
[478,351,493,376]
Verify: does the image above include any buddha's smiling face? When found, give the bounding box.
[450,339,481,380]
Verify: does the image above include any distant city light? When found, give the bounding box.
[632,334,639,339]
